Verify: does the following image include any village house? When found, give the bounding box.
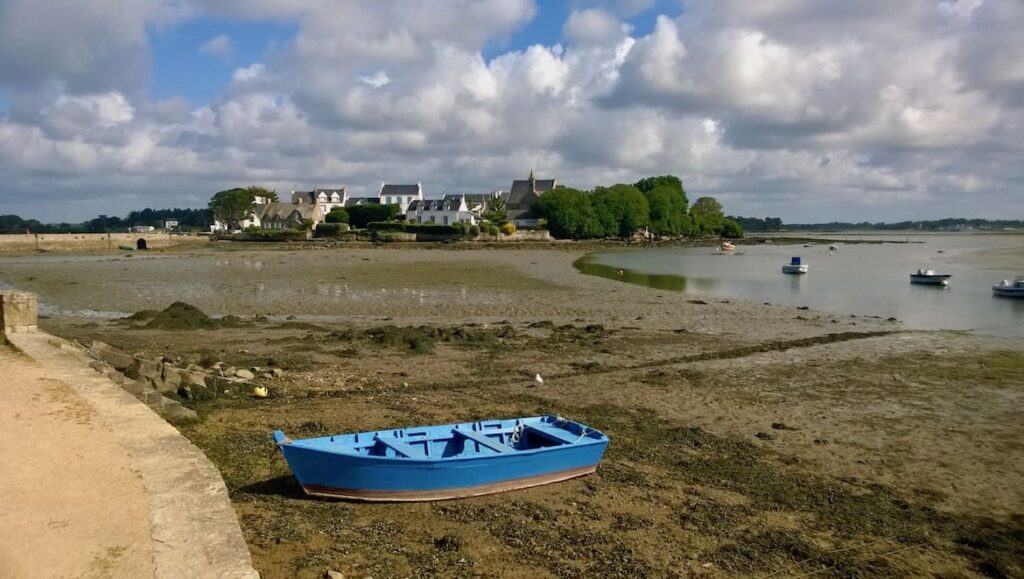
[259,202,318,230]
[211,195,270,231]
[291,187,347,220]
[506,171,556,226]
[406,196,477,225]
[443,191,504,219]
[379,183,423,213]
[344,196,381,208]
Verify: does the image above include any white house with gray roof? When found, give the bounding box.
[379,182,423,214]
[406,196,477,225]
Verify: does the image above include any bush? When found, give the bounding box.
[237,228,307,242]
[367,222,469,235]
[325,208,349,224]
[366,221,406,232]
[487,225,500,235]
[347,204,400,228]
[314,222,349,238]
[501,222,517,235]
[720,218,744,239]
[468,224,480,236]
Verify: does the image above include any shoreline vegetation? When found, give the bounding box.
[6,244,1022,577]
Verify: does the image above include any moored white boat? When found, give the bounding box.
[992,277,1024,298]
[720,241,736,251]
[910,269,952,286]
[782,256,808,274]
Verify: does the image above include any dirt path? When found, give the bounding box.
[0,347,155,578]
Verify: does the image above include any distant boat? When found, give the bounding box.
[272,416,609,501]
[992,277,1024,298]
[828,244,839,251]
[720,241,736,251]
[910,269,952,286]
[782,256,809,274]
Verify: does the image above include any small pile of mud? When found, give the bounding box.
[145,302,217,330]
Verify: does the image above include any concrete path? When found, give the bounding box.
[1,333,259,578]
[0,346,155,578]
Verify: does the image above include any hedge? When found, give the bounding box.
[367,222,467,235]
[236,228,307,242]
[314,222,350,238]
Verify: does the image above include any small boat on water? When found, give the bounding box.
[782,256,808,274]
[910,269,952,286]
[272,416,609,501]
[828,244,839,251]
[720,241,736,251]
[992,277,1024,298]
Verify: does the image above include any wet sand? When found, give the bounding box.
[10,243,1024,578]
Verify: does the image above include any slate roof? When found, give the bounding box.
[408,198,464,212]
[443,193,496,208]
[508,177,555,209]
[344,197,381,207]
[380,183,421,197]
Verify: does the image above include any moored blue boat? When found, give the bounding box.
[272,415,609,501]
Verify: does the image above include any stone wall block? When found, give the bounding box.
[0,292,38,334]
[92,341,135,371]
[126,358,161,381]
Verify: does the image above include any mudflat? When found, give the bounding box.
[16,244,1024,578]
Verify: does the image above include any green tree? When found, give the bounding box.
[592,184,650,237]
[325,207,349,224]
[346,203,401,228]
[634,175,688,207]
[644,185,690,236]
[534,188,602,239]
[690,196,725,235]
[483,195,508,225]
[720,218,744,239]
[244,185,278,202]
[208,188,257,229]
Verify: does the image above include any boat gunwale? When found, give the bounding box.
[276,416,609,465]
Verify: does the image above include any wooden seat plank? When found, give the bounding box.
[374,436,420,458]
[452,429,513,453]
[526,423,579,445]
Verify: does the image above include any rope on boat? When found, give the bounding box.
[508,424,524,447]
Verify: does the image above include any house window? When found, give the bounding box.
[443,216,449,225]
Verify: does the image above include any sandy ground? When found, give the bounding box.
[0,347,155,578]
[10,243,1024,578]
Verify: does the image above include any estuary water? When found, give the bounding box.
[576,233,1024,337]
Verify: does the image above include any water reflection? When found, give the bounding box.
[573,255,688,292]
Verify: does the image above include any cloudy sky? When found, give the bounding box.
[1,0,1022,223]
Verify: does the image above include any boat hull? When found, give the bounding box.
[910,275,950,286]
[782,265,808,274]
[992,287,1024,298]
[274,417,609,502]
[302,464,597,501]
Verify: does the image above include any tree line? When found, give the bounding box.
[784,218,1024,231]
[533,175,743,239]
[0,208,213,234]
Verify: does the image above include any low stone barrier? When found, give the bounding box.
[0,291,38,334]
[0,232,209,254]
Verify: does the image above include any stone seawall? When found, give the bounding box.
[0,232,209,254]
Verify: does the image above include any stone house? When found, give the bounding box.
[259,202,319,230]
[291,187,347,221]
[506,171,556,226]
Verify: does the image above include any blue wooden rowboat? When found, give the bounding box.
[271,415,609,501]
